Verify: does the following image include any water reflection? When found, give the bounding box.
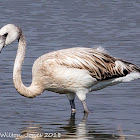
[16,113,126,140]
[61,113,89,140]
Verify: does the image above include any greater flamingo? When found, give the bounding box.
[0,24,140,113]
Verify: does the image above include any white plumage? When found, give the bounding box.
[0,24,140,113]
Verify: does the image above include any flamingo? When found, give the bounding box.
[0,24,140,113]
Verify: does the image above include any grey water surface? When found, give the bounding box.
[0,0,140,140]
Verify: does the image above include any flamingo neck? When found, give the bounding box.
[13,33,43,98]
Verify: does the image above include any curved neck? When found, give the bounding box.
[13,32,43,98]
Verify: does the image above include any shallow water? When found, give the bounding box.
[0,0,140,140]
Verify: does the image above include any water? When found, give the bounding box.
[0,0,140,139]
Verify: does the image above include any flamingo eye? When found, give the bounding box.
[3,33,8,38]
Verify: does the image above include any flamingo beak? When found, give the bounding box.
[0,36,5,53]
[0,42,4,53]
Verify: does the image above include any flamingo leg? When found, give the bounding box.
[81,100,89,113]
[66,93,76,113]
[69,99,76,113]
